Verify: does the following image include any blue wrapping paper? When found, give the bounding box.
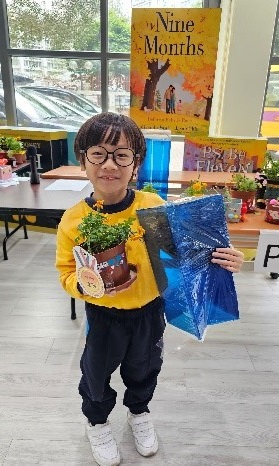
[137,194,239,340]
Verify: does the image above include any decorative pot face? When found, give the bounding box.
[265,200,279,224]
[94,241,131,289]
[231,190,255,213]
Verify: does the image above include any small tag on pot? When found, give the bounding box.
[77,266,105,298]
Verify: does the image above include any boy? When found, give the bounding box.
[56,112,244,466]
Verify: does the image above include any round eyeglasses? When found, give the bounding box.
[85,146,137,167]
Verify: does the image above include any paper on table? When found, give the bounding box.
[44,179,90,191]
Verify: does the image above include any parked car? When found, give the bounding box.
[18,86,102,115]
[16,87,93,120]
[0,88,91,131]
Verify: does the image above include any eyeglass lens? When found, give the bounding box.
[86,146,135,167]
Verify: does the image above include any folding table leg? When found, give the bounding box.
[3,216,28,260]
[71,297,76,320]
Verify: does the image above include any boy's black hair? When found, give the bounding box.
[74,112,146,168]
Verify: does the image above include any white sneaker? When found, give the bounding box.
[127,411,158,457]
[86,421,120,466]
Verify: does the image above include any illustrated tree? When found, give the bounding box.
[183,63,216,121]
[155,89,162,110]
[131,10,221,116]
[140,59,170,110]
[130,70,145,106]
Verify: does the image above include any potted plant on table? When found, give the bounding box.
[4,136,26,164]
[0,135,9,159]
[74,200,145,296]
[261,151,279,199]
[140,182,159,194]
[182,178,208,197]
[230,173,258,212]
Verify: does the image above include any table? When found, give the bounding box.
[2,181,275,249]
[0,178,93,320]
[12,162,30,175]
[41,165,256,187]
[0,178,92,260]
[228,211,279,249]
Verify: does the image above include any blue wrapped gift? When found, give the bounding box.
[137,194,239,341]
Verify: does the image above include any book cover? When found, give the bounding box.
[130,8,221,135]
[183,135,267,172]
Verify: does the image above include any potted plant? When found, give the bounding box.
[182,178,208,197]
[75,200,145,293]
[4,136,26,164]
[230,173,258,212]
[140,182,159,194]
[262,151,279,199]
[0,135,9,159]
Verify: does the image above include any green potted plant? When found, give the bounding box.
[140,182,159,194]
[262,151,279,199]
[4,136,26,164]
[75,200,144,292]
[262,151,279,181]
[0,135,9,159]
[231,173,258,212]
[182,178,208,197]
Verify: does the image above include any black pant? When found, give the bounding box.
[79,297,166,425]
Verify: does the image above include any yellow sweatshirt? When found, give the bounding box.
[55,190,165,309]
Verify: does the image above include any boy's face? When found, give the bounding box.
[82,131,137,204]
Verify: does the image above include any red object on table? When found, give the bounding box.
[240,202,248,221]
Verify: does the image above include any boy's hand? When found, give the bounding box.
[211,247,244,273]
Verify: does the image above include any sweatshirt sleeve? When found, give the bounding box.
[55,214,86,300]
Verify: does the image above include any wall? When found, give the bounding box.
[210,0,279,137]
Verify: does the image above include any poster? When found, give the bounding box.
[183,135,267,172]
[130,8,222,135]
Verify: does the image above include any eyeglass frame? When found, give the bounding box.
[80,145,140,167]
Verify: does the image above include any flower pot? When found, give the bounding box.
[264,179,279,200]
[231,190,255,213]
[0,151,8,160]
[13,152,26,164]
[265,200,279,224]
[93,241,132,290]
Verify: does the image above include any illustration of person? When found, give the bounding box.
[170,87,176,113]
[177,99,182,113]
[163,85,173,113]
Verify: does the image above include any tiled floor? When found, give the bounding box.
[0,220,279,465]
